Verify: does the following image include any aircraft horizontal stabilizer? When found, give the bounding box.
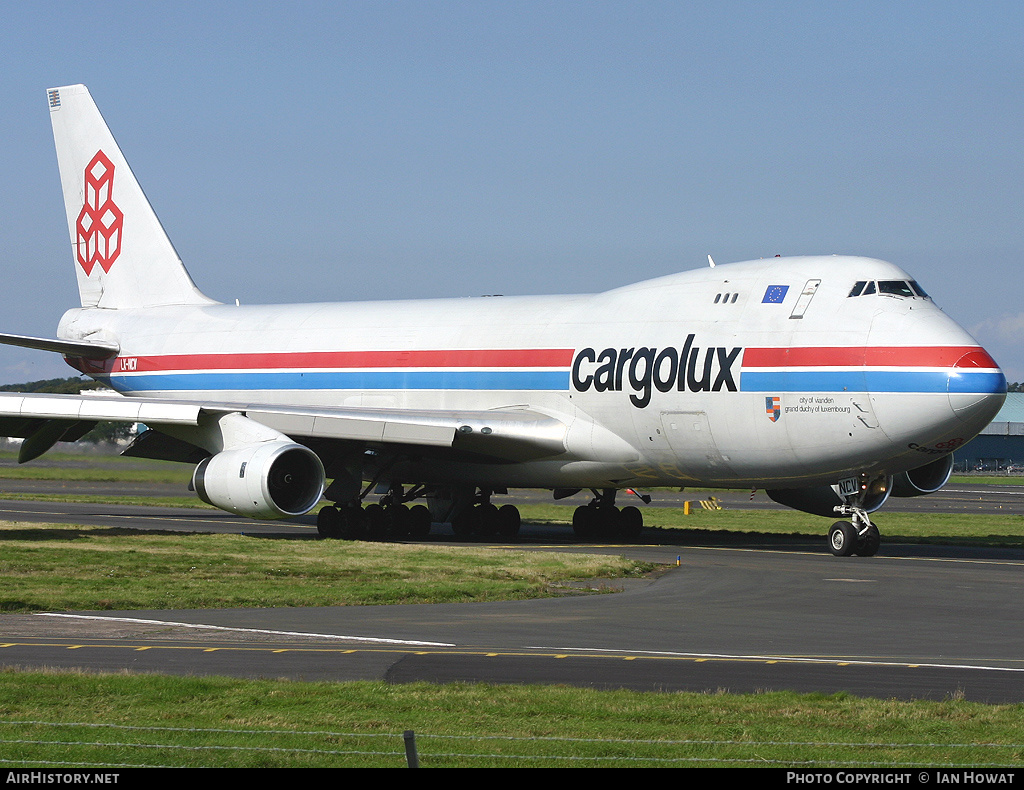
[0,333,119,360]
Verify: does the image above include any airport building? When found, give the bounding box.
[954,392,1024,472]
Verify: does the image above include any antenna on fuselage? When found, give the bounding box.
[708,255,716,268]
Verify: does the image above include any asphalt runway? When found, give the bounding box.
[0,480,1023,702]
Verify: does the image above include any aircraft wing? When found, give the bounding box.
[0,391,568,465]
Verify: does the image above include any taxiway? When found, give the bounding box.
[0,482,1021,702]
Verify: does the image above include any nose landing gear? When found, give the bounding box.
[829,506,881,557]
[827,474,887,557]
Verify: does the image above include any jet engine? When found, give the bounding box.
[766,476,892,518]
[891,454,954,497]
[192,440,325,519]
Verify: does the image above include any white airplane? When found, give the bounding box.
[0,85,1007,556]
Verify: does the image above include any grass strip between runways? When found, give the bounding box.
[0,521,652,611]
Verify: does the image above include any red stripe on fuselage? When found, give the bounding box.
[91,348,576,374]
[742,346,998,368]
[68,345,1000,378]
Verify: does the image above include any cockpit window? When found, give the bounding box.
[878,280,916,297]
[848,279,929,298]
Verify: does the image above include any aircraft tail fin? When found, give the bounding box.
[47,84,217,309]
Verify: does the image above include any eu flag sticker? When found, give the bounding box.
[762,285,789,303]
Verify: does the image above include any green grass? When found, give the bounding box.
[951,474,1024,486]
[0,451,192,483]
[517,504,1024,547]
[0,672,1021,768]
[0,522,651,611]
[0,492,211,508]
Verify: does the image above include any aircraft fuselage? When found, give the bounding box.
[60,255,1005,491]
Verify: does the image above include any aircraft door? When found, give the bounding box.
[660,411,734,478]
[789,279,821,319]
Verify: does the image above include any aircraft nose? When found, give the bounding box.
[947,347,1006,431]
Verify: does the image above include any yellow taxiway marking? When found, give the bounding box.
[1,639,1021,674]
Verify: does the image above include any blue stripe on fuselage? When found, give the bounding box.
[107,369,572,392]
[740,370,1006,394]
[104,368,1006,396]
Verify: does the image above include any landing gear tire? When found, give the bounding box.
[475,503,499,537]
[854,525,881,557]
[828,521,858,557]
[365,503,387,540]
[619,505,644,540]
[407,504,432,539]
[317,505,341,538]
[319,496,432,542]
[571,488,646,542]
[496,504,521,537]
[573,502,644,541]
[317,505,369,540]
[387,504,411,537]
[451,501,521,540]
[572,505,597,538]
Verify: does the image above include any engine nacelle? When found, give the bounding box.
[891,454,953,497]
[767,476,892,518]
[192,440,325,519]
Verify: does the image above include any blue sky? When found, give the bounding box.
[1,1,1022,382]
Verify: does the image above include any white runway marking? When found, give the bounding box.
[36,613,455,648]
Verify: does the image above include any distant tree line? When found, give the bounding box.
[0,376,132,444]
[1009,383,1024,393]
[0,376,107,394]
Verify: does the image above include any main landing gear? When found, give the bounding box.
[316,485,432,541]
[828,505,881,557]
[450,490,522,540]
[571,488,644,541]
[316,485,523,541]
[316,500,434,540]
[317,484,647,543]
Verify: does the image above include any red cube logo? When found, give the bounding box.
[76,151,123,275]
